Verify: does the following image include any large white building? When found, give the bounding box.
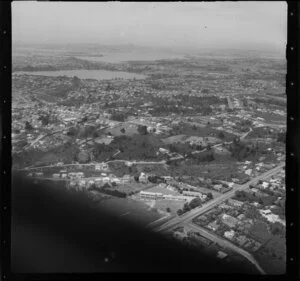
[259,210,286,226]
[224,230,235,240]
[182,190,207,201]
[139,172,148,183]
[140,191,163,200]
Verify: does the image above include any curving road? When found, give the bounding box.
[185,223,266,274]
[151,163,284,275]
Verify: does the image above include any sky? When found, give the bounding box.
[12,1,287,54]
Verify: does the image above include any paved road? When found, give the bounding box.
[24,128,71,150]
[185,223,266,274]
[21,127,252,169]
[25,123,111,150]
[25,134,46,149]
[261,123,286,129]
[241,128,253,140]
[106,159,166,165]
[18,159,167,172]
[153,163,284,233]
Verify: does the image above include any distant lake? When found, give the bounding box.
[77,52,184,63]
[15,69,147,80]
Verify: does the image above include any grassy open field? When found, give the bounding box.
[94,136,113,145]
[162,134,220,146]
[38,93,58,103]
[154,199,185,214]
[96,197,162,226]
[104,123,139,137]
[192,186,222,198]
[116,182,156,195]
[254,253,286,274]
[169,160,248,182]
[172,124,236,141]
[255,112,285,123]
[253,236,286,274]
[146,185,178,195]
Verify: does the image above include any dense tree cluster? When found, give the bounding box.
[167,142,215,164]
[207,192,213,200]
[47,84,75,99]
[99,188,127,198]
[67,125,99,139]
[137,125,148,135]
[78,125,98,138]
[25,121,33,130]
[38,114,50,126]
[270,222,285,237]
[229,138,257,161]
[89,184,127,198]
[253,97,286,107]
[258,235,286,262]
[244,205,262,220]
[76,150,90,164]
[148,175,165,184]
[72,76,81,88]
[18,139,28,148]
[217,131,225,139]
[248,221,270,243]
[13,141,79,168]
[67,126,79,137]
[110,112,127,122]
[168,142,193,155]
[277,131,286,143]
[148,95,225,116]
[234,190,277,207]
[177,197,202,216]
[188,151,215,164]
[92,135,164,161]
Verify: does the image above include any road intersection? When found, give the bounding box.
[153,162,284,233]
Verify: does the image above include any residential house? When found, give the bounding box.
[224,230,235,240]
[182,191,207,201]
[259,209,272,216]
[218,203,233,210]
[207,220,219,231]
[212,184,223,192]
[173,231,188,241]
[139,172,148,183]
[245,169,252,176]
[52,173,60,178]
[235,235,248,247]
[221,214,239,228]
[217,251,228,259]
[79,180,86,188]
[227,198,244,208]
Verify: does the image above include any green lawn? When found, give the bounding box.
[154,199,185,214]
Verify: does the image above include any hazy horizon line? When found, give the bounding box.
[13,41,285,55]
